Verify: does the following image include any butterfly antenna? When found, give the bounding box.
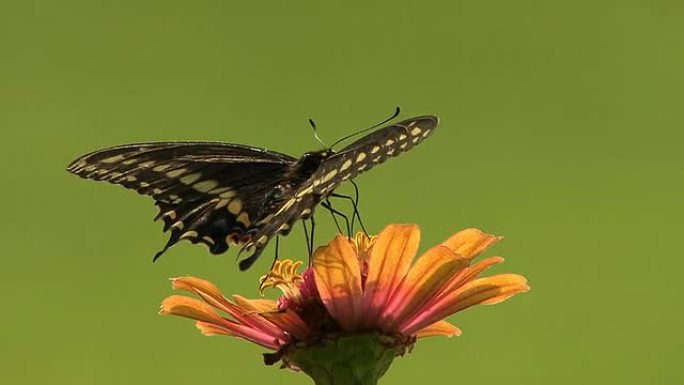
[330,106,401,150]
[309,118,328,150]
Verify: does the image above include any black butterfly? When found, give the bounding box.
[67,115,438,270]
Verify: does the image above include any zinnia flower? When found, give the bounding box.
[160,224,529,384]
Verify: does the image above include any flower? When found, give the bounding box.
[160,224,529,383]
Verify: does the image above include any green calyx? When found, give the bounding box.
[282,334,409,385]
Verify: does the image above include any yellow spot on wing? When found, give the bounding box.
[102,155,125,164]
[219,190,236,199]
[356,152,367,162]
[171,221,184,230]
[237,212,251,227]
[322,169,338,183]
[202,236,215,245]
[125,175,137,182]
[166,168,187,178]
[153,164,171,172]
[371,146,380,154]
[258,213,275,225]
[410,127,422,136]
[180,173,202,185]
[193,180,219,193]
[180,231,198,240]
[210,186,232,195]
[122,158,138,165]
[385,139,395,146]
[228,199,243,215]
[296,185,314,198]
[399,134,408,140]
[340,159,353,171]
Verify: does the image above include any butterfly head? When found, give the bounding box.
[295,150,335,176]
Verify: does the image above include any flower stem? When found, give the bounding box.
[285,334,401,385]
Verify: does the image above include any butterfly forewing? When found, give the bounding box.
[311,116,438,195]
[67,142,297,259]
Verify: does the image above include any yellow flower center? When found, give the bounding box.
[259,260,304,301]
[352,232,376,263]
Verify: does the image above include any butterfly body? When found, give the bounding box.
[67,116,438,270]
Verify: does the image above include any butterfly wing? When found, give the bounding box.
[234,116,439,269]
[311,116,438,195]
[67,142,297,261]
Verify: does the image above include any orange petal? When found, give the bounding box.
[160,295,225,324]
[435,256,505,301]
[313,234,363,332]
[441,228,502,261]
[362,224,420,327]
[171,277,237,315]
[416,320,462,338]
[232,295,278,313]
[195,321,235,336]
[382,245,468,330]
[171,276,225,300]
[403,274,529,335]
[171,277,285,340]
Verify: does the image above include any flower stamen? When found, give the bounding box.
[259,259,304,302]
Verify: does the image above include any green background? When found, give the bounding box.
[2,1,682,384]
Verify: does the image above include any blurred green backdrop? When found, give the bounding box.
[1,1,682,384]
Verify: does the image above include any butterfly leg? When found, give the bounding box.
[302,216,317,263]
[321,199,351,237]
[302,219,311,258]
[330,181,368,236]
[323,198,345,235]
[309,215,315,263]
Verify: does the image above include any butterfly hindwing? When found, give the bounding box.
[67,142,297,259]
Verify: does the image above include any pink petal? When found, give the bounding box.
[402,274,529,335]
[172,277,285,340]
[195,320,280,350]
[381,245,469,331]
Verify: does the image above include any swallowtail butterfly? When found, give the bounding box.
[67,115,438,270]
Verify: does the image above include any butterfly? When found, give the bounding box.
[67,114,438,270]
